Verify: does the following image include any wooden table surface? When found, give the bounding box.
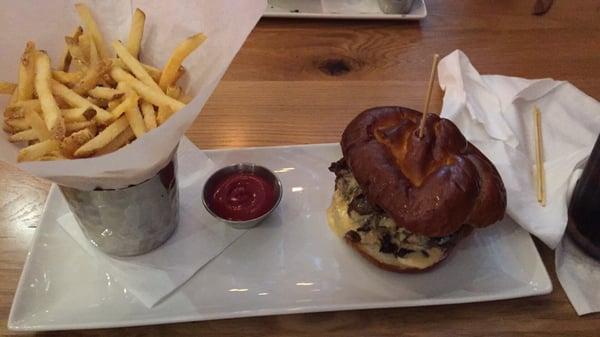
[2,0,600,336]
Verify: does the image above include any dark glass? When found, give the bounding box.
[568,134,600,260]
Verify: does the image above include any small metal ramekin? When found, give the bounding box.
[202,163,283,229]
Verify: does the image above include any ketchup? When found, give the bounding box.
[207,172,277,221]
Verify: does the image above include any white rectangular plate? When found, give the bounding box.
[264,0,427,20]
[9,143,551,331]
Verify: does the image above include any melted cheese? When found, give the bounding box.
[327,188,361,237]
[326,189,444,270]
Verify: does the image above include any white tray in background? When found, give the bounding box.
[8,142,551,331]
[264,0,427,20]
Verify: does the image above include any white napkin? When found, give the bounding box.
[556,236,600,315]
[438,50,600,249]
[554,167,600,316]
[57,138,246,308]
[438,50,600,315]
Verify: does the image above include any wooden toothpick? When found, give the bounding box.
[418,54,441,138]
[533,106,546,206]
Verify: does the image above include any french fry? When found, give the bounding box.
[143,65,161,83]
[86,96,109,108]
[111,58,161,82]
[3,89,19,126]
[140,101,157,130]
[74,116,129,157]
[125,99,146,137]
[60,50,72,72]
[9,129,38,142]
[17,41,37,101]
[112,40,161,91]
[40,149,66,161]
[4,107,24,119]
[159,33,206,91]
[9,99,41,112]
[88,86,124,100]
[35,52,65,140]
[24,107,51,141]
[166,85,183,100]
[95,127,135,156]
[4,118,29,132]
[88,35,100,65]
[17,139,60,162]
[157,85,184,124]
[75,3,109,59]
[117,82,147,138]
[156,106,173,125]
[66,120,95,133]
[107,99,122,111]
[111,67,185,111]
[179,94,193,104]
[61,128,95,158]
[100,73,116,88]
[110,93,138,119]
[126,9,145,59]
[85,121,97,137]
[8,87,18,104]
[0,81,17,94]
[52,70,83,86]
[50,79,113,123]
[65,36,88,70]
[62,107,95,122]
[78,33,91,63]
[82,108,97,120]
[60,26,83,72]
[174,65,186,83]
[71,59,112,95]
[62,113,85,123]
[3,122,15,134]
[144,64,162,83]
[55,96,71,109]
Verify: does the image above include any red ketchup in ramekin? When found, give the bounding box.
[206,172,277,221]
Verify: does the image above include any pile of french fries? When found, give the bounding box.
[1,3,206,162]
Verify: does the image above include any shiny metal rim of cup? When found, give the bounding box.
[201,163,283,228]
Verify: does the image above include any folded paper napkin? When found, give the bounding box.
[58,138,246,308]
[554,168,600,315]
[556,235,600,315]
[438,50,600,315]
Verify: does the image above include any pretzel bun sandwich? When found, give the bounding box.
[327,106,506,272]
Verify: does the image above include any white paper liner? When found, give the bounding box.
[0,0,266,190]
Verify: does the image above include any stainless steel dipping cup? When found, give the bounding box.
[59,159,179,257]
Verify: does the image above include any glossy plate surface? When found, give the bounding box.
[264,0,427,20]
[9,143,551,331]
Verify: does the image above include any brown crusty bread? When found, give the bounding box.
[341,106,506,237]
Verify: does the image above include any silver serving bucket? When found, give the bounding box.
[59,158,179,257]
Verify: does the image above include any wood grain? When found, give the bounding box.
[2,0,600,335]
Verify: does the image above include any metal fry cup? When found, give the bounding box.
[59,156,179,257]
